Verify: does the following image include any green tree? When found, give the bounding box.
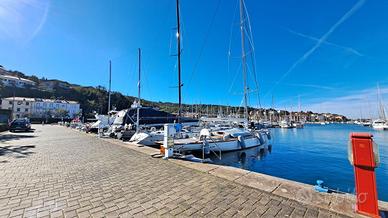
[28,75,40,84]
[54,109,69,118]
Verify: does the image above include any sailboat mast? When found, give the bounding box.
[138,49,141,104]
[136,48,141,133]
[377,84,386,120]
[176,0,182,123]
[239,0,249,126]
[108,60,112,112]
[298,95,301,122]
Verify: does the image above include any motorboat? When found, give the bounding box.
[372,119,388,130]
[292,121,304,128]
[86,111,117,133]
[279,120,293,128]
[129,129,165,146]
[361,121,372,127]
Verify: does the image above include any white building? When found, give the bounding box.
[0,74,36,88]
[33,98,80,118]
[0,97,33,118]
[0,97,81,119]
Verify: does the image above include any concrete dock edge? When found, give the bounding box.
[76,129,388,217]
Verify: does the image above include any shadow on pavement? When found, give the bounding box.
[0,145,36,158]
[0,133,36,143]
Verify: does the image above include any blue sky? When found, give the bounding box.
[1,0,388,118]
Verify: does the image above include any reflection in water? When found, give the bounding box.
[207,124,388,201]
[211,145,273,170]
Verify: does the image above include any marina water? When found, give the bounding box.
[210,124,388,201]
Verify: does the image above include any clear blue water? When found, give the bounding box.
[210,124,388,201]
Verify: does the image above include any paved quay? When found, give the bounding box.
[0,125,360,217]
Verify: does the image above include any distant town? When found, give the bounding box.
[0,64,348,123]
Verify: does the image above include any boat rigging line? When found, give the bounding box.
[227,0,261,111]
[186,0,222,88]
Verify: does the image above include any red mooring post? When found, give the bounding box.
[349,133,380,217]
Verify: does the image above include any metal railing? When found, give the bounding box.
[202,137,222,161]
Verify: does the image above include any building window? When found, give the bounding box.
[9,101,12,104]
[26,102,29,106]
[17,108,20,112]
[17,101,22,105]
[25,109,28,112]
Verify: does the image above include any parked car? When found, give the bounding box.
[9,119,31,132]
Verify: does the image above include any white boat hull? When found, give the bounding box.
[175,132,270,152]
[372,125,388,130]
[372,119,388,130]
[130,132,164,146]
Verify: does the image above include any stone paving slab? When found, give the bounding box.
[101,129,388,217]
[0,125,359,217]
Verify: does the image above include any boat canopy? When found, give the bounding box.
[113,107,198,126]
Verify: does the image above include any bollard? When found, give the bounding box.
[348,133,380,217]
[163,124,175,159]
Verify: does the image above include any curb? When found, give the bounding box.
[69,127,388,217]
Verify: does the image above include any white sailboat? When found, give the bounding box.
[172,128,271,153]
[372,84,388,130]
[171,0,271,153]
[293,96,304,128]
[280,110,294,128]
[129,49,166,145]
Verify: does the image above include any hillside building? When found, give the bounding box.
[0,97,80,119]
[0,74,35,88]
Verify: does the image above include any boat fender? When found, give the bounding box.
[202,140,211,155]
[174,123,183,132]
[200,129,211,140]
[266,132,271,140]
[258,133,265,145]
[238,135,246,149]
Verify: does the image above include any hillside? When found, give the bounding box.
[0,66,348,121]
[0,67,243,117]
